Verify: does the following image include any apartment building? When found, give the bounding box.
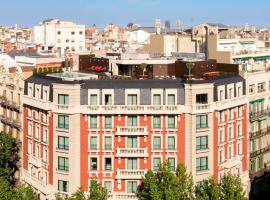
[0,65,25,139]
[32,19,85,56]
[21,66,249,199]
[208,34,270,71]
[245,70,270,180]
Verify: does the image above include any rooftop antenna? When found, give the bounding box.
[186,62,195,80]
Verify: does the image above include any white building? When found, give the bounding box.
[32,19,85,56]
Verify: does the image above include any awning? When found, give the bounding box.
[258,116,268,121]
[250,98,264,104]
[254,56,270,61]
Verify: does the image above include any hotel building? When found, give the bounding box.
[21,61,249,199]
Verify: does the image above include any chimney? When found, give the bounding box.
[204,26,209,60]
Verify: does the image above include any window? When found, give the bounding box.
[153,157,161,171]
[249,84,255,94]
[219,90,224,101]
[219,150,223,164]
[43,129,48,143]
[71,31,75,35]
[127,137,137,148]
[66,39,70,43]
[258,157,263,169]
[153,115,161,129]
[237,86,242,97]
[58,94,69,105]
[237,124,242,136]
[219,129,224,144]
[58,180,68,192]
[127,181,137,193]
[168,157,175,170]
[196,94,208,104]
[167,115,175,129]
[89,115,98,129]
[196,136,208,150]
[58,157,69,171]
[219,111,225,123]
[228,109,233,121]
[228,146,232,159]
[196,157,208,171]
[258,82,265,93]
[167,136,175,150]
[228,127,233,140]
[127,94,137,105]
[57,31,61,35]
[167,94,175,105]
[153,136,161,150]
[104,94,112,105]
[127,158,137,170]
[90,94,98,105]
[104,158,112,171]
[153,94,161,105]
[79,31,83,35]
[58,115,69,129]
[127,115,137,127]
[104,136,112,150]
[104,181,112,192]
[58,136,69,150]
[228,88,233,99]
[90,157,98,170]
[237,143,242,155]
[90,136,98,150]
[104,116,112,129]
[196,115,208,129]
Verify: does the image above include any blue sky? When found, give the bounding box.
[0,0,269,28]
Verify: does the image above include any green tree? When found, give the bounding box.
[16,184,39,200]
[175,164,195,200]
[0,176,16,200]
[219,173,246,200]
[68,188,86,200]
[138,162,195,200]
[88,180,108,200]
[196,177,220,200]
[138,170,162,200]
[0,132,20,183]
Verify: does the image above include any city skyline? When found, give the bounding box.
[0,0,269,28]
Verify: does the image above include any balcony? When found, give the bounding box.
[116,148,148,157]
[0,99,20,111]
[115,169,147,179]
[249,163,270,180]
[250,145,270,158]
[116,126,148,136]
[249,108,270,121]
[83,105,183,115]
[22,170,51,195]
[28,155,43,168]
[0,115,21,129]
[109,193,137,200]
[250,127,270,139]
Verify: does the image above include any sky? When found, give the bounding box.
[0,0,269,28]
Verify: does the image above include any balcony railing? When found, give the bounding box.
[116,126,148,136]
[83,105,182,114]
[250,145,270,158]
[116,148,148,157]
[0,115,21,129]
[108,192,137,200]
[250,127,270,139]
[115,169,147,179]
[0,99,20,111]
[249,108,270,121]
[28,155,43,168]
